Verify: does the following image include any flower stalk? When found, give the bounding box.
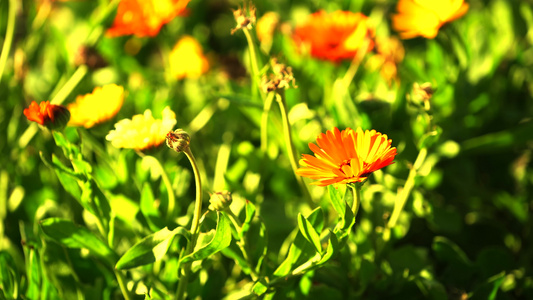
[0,0,17,85]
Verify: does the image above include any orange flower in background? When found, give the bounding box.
[169,36,209,79]
[293,10,374,63]
[392,0,469,39]
[24,101,70,130]
[296,127,397,186]
[107,0,190,38]
[68,84,124,128]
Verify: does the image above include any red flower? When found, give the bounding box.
[293,10,374,63]
[107,0,190,38]
[24,101,70,130]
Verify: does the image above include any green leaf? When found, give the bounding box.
[432,236,472,266]
[0,251,18,299]
[116,227,184,270]
[252,279,269,296]
[333,202,354,240]
[240,200,256,240]
[327,185,346,217]
[317,231,339,265]
[297,213,322,254]
[180,212,232,264]
[140,183,164,232]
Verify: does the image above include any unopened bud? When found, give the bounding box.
[165,129,190,153]
[208,191,233,211]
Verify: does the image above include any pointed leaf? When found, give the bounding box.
[240,200,256,239]
[40,218,116,264]
[180,212,232,264]
[116,227,185,270]
[328,185,346,217]
[297,213,322,254]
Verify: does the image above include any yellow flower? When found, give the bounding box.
[169,36,209,79]
[256,12,279,48]
[106,106,177,150]
[68,84,124,128]
[392,0,469,39]
[296,127,397,186]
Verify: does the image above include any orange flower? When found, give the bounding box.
[68,84,124,128]
[107,0,190,38]
[392,0,469,39]
[296,127,397,186]
[366,36,405,84]
[23,101,70,130]
[293,10,374,63]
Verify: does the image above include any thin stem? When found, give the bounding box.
[260,92,275,153]
[243,28,262,98]
[225,209,259,281]
[341,38,371,89]
[176,147,203,300]
[114,270,132,300]
[275,93,314,207]
[0,0,17,85]
[141,155,176,223]
[349,184,361,218]
[387,148,428,229]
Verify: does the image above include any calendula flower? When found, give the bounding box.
[296,127,397,186]
[392,0,469,39]
[169,36,209,79]
[107,0,190,38]
[106,106,177,150]
[293,10,374,63]
[68,84,124,128]
[23,101,70,131]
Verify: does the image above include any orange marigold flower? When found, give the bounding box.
[169,36,209,79]
[107,0,190,38]
[296,127,397,186]
[392,0,469,39]
[68,84,124,128]
[293,10,374,63]
[23,101,70,131]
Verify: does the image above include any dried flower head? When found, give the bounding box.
[165,129,190,153]
[231,2,256,34]
[296,127,397,186]
[392,0,469,39]
[23,101,70,131]
[366,36,405,85]
[74,46,107,69]
[413,82,435,101]
[68,84,124,128]
[261,59,297,93]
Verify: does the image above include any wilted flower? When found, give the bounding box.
[366,36,405,85]
[296,127,397,186]
[107,0,190,38]
[392,0,469,39]
[413,82,435,101]
[74,46,107,69]
[169,36,209,79]
[231,2,256,34]
[261,58,297,93]
[68,84,124,128]
[293,10,374,63]
[106,106,177,150]
[24,101,70,131]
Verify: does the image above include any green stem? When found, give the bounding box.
[243,28,262,98]
[176,147,203,300]
[225,209,259,281]
[141,155,176,223]
[341,39,371,89]
[275,93,314,207]
[260,92,275,153]
[268,253,321,286]
[114,270,132,300]
[0,0,17,85]
[349,184,361,218]
[387,148,428,229]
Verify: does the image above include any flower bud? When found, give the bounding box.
[208,191,232,211]
[166,129,190,153]
[23,101,70,131]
